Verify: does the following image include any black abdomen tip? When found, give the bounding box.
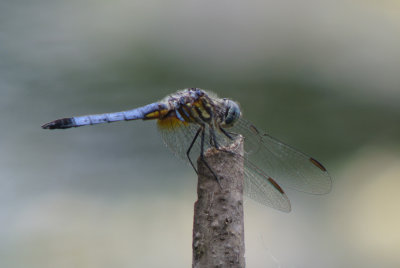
[42,118,74,129]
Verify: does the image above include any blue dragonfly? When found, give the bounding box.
[42,88,331,212]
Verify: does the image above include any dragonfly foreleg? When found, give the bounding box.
[219,126,235,140]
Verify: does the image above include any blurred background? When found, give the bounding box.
[1,0,400,267]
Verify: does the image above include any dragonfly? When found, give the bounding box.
[42,88,331,212]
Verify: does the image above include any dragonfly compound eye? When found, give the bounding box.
[223,100,241,127]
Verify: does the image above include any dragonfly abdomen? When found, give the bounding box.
[42,102,167,129]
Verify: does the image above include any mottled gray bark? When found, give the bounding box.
[192,137,245,268]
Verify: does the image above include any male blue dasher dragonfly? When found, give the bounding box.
[42,88,331,212]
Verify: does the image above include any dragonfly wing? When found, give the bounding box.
[243,158,291,212]
[158,117,199,162]
[157,117,223,166]
[231,118,332,194]
[157,116,235,163]
[159,118,290,211]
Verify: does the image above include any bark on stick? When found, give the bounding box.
[192,137,245,268]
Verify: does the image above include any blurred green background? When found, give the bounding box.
[1,0,400,267]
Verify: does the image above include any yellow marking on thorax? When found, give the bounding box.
[191,100,211,119]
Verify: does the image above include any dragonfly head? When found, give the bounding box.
[221,99,241,127]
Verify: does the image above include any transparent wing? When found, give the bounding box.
[243,158,291,212]
[157,118,210,163]
[230,118,332,194]
[157,117,291,212]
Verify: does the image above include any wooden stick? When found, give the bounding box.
[192,137,245,268]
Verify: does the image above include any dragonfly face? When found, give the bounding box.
[42,88,332,212]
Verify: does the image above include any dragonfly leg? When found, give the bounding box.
[200,126,223,189]
[186,127,202,174]
[219,126,234,140]
[215,126,242,158]
[209,124,220,149]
